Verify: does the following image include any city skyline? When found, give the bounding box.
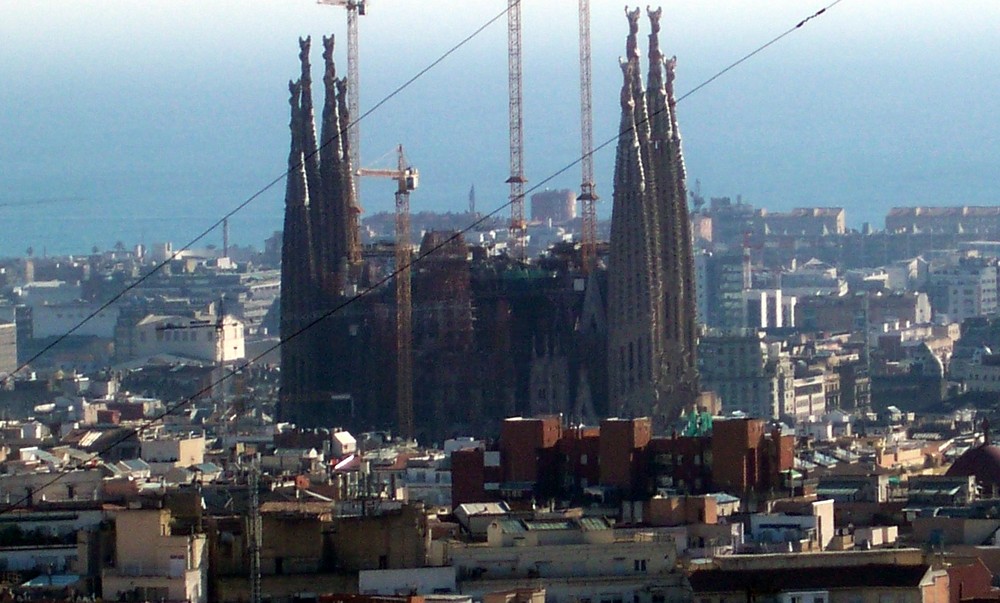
[2,1,999,257]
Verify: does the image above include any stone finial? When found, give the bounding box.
[298,36,312,75]
[288,79,302,109]
[664,56,677,92]
[647,6,663,63]
[619,60,635,111]
[647,6,662,33]
[335,77,351,158]
[625,6,641,61]
[322,35,335,64]
[336,78,349,112]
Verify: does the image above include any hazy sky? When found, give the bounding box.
[2,1,999,255]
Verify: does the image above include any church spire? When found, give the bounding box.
[608,48,659,419]
[607,7,700,427]
[279,78,316,417]
[318,34,347,292]
[298,37,322,210]
[665,54,700,404]
[336,76,362,265]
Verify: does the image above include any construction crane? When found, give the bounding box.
[318,0,365,201]
[357,145,417,440]
[577,0,598,274]
[506,0,527,260]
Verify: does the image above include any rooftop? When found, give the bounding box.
[690,564,932,593]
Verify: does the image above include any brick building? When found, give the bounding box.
[598,418,651,492]
[452,416,794,505]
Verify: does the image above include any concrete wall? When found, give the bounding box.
[105,508,208,603]
[646,495,718,527]
[0,544,77,572]
[261,514,324,574]
[714,548,924,571]
[32,302,118,339]
[327,505,429,571]
[0,468,104,505]
[449,538,677,580]
[912,517,1000,546]
[141,436,205,467]
[359,566,457,595]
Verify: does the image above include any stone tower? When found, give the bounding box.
[278,36,361,426]
[607,7,698,427]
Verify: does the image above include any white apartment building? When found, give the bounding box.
[131,313,245,363]
[0,321,15,378]
[699,332,794,420]
[930,258,998,323]
[789,371,827,421]
[448,518,687,603]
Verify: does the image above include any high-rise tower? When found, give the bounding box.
[607,7,698,427]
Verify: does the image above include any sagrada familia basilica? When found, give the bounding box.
[278,8,700,436]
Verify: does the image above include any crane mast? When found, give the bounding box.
[346,0,362,181]
[578,0,598,273]
[318,0,364,204]
[358,145,416,440]
[507,0,527,260]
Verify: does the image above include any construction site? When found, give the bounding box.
[277,2,699,442]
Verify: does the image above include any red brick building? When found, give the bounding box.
[712,419,793,495]
[451,416,794,507]
[499,416,562,484]
[598,418,652,492]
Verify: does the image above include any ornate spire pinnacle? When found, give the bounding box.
[647,6,663,64]
[321,35,342,162]
[335,76,362,265]
[625,7,642,62]
[664,56,685,186]
[336,78,352,177]
[316,34,345,292]
[298,37,321,199]
[285,79,306,207]
[619,60,634,114]
[645,7,667,123]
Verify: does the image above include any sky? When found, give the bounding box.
[1,1,999,256]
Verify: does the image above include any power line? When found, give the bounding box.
[675,0,843,104]
[0,0,843,515]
